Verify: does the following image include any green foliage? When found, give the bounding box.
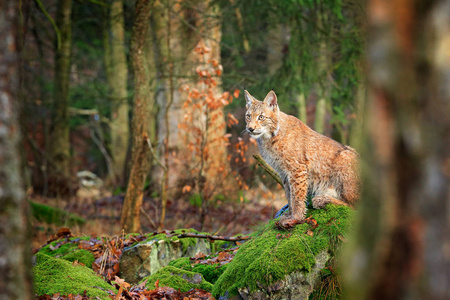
[212,204,354,298]
[189,193,203,208]
[30,201,86,227]
[141,266,213,292]
[33,253,116,299]
[62,249,95,268]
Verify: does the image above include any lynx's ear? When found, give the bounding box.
[263,90,278,110]
[244,90,255,109]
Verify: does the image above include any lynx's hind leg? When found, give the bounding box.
[312,194,349,209]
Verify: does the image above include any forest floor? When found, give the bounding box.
[30,186,286,250]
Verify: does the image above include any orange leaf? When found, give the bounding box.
[182,185,192,193]
[233,89,240,98]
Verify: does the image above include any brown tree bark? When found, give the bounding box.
[104,0,130,185]
[49,0,72,194]
[343,1,450,299]
[120,0,154,233]
[0,1,33,298]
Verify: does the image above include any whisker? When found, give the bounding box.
[240,129,248,136]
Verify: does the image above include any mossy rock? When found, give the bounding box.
[33,253,116,299]
[30,200,86,227]
[62,249,95,268]
[141,266,213,292]
[212,204,354,298]
[169,257,228,284]
[120,229,214,284]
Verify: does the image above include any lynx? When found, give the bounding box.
[245,90,360,228]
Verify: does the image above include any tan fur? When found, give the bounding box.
[245,90,360,227]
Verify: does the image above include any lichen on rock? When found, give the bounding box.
[119,228,213,284]
[141,265,213,292]
[212,204,354,299]
[33,253,116,299]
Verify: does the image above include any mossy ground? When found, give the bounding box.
[62,249,95,268]
[33,253,116,299]
[30,200,86,226]
[212,204,354,298]
[38,237,91,256]
[169,256,228,284]
[141,266,213,292]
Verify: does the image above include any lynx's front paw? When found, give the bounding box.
[276,214,304,229]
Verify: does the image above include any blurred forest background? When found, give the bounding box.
[19,0,365,241]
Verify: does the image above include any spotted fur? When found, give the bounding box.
[245,90,360,227]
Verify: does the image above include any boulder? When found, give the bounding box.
[213,204,354,300]
[119,229,212,284]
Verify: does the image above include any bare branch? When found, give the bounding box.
[177,232,251,241]
[252,154,283,187]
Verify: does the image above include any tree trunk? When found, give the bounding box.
[296,93,307,124]
[49,0,72,194]
[120,0,153,233]
[314,11,330,134]
[104,0,130,186]
[0,1,33,298]
[343,1,450,299]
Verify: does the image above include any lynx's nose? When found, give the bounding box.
[248,127,255,132]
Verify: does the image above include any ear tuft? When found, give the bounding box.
[263,90,278,109]
[244,90,254,109]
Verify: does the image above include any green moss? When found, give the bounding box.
[33,253,116,299]
[210,239,236,254]
[62,249,95,268]
[38,236,91,258]
[212,204,354,298]
[168,257,227,284]
[169,257,192,271]
[30,200,86,226]
[142,266,213,292]
[192,263,227,284]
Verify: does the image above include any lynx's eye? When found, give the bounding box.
[258,115,265,121]
[245,114,251,121]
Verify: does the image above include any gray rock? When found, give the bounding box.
[238,251,330,300]
[119,236,211,284]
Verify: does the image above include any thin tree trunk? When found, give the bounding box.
[49,0,72,191]
[0,1,33,298]
[296,93,307,124]
[343,1,450,299]
[120,0,153,233]
[314,97,326,133]
[314,10,329,134]
[349,83,366,149]
[106,0,129,185]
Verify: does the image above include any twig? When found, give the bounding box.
[146,138,167,171]
[140,207,157,230]
[252,154,283,187]
[177,232,251,241]
[35,0,61,50]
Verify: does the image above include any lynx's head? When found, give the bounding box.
[244,90,279,139]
